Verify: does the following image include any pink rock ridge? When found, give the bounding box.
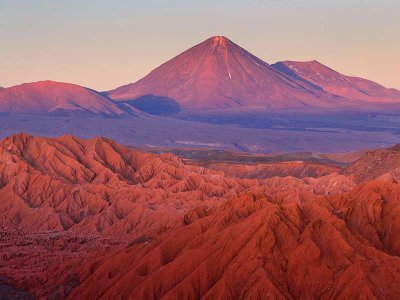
[0,80,125,116]
[2,134,400,298]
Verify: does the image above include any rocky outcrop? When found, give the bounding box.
[1,134,400,299]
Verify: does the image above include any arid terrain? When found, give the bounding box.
[2,0,400,298]
[1,133,400,299]
[1,34,400,300]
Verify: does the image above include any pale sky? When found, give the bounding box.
[0,0,399,91]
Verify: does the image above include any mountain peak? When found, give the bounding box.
[204,36,234,51]
[106,36,338,110]
[209,35,229,44]
[282,60,324,68]
[273,60,400,102]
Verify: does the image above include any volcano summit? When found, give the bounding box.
[107,36,400,114]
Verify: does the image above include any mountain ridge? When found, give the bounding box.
[106,36,400,113]
[2,133,400,298]
[272,60,400,102]
[0,80,128,116]
[106,36,344,112]
[1,37,399,115]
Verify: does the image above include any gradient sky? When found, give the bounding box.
[1,0,399,91]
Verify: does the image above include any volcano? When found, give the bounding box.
[106,36,342,112]
[272,60,400,103]
[0,80,125,116]
[107,36,400,113]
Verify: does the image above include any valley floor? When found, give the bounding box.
[1,113,400,153]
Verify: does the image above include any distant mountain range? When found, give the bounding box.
[0,36,399,116]
[107,36,338,112]
[106,36,400,114]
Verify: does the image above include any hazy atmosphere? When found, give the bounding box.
[1,0,399,90]
[3,1,400,299]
